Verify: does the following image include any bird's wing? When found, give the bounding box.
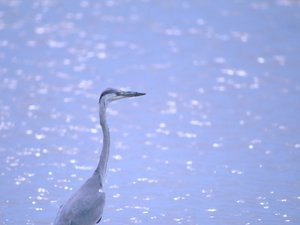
[54,175,105,225]
[70,221,78,225]
[96,217,102,223]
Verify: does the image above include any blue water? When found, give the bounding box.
[1,0,300,224]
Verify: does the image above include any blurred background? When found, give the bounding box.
[0,0,300,224]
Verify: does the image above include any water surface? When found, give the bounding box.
[0,0,300,224]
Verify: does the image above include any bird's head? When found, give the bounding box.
[99,88,145,104]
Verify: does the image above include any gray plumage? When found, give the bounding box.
[53,88,145,225]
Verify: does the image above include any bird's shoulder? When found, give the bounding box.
[71,176,105,203]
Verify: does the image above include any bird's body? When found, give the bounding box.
[53,88,145,225]
[54,173,105,225]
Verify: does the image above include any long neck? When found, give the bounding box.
[94,100,110,184]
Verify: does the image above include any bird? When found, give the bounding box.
[53,88,145,225]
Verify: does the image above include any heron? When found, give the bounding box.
[53,88,145,225]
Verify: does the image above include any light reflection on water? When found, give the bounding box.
[1,0,300,224]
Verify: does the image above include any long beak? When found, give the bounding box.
[121,91,146,97]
